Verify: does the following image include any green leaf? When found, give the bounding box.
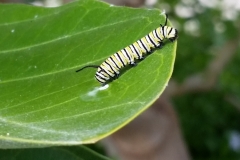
[0,146,111,160]
[0,0,177,148]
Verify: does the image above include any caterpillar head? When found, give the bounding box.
[161,13,178,42]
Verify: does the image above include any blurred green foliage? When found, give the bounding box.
[221,52,240,96]
[174,92,240,159]
[157,0,240,159]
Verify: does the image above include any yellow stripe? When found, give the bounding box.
[166,26,173,38]
[125,46,135,61]
[118,51,128,65]
[156,28,164,40]
[113,54,124,68]
[101,71,109,78]
[121,49,131,63]
[133,42,144,58]
[100,63,114,77]
[103,62,114,74]
[117,51,127,66]
[129,45,140,59]
[141,37,151,51]
[149,32,159,43]
[106,59,118,73]
[110,54,122,69]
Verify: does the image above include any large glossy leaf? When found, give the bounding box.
[0,0,177,148]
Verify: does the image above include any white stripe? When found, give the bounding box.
[158,28,164,40]
[105,61,118,75]
[130,45,140,59]
[154,29,160,41]
[121,49,130,64]
[132,44,141,57]
[110,56,121,69]
[133,43,142,59]
[140,39,150,52]
[95,75,106,83]
[145,35,154,49]
[102,63,115,77]
[137,40,146,52]
[148,34,158,46]
[107,58,119,74]
[114,53,124,67]
[96,72,108,80]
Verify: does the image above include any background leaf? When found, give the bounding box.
[0,145,111,160]
[0,0,176,148]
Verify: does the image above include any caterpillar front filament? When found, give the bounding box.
[76,13,178,86]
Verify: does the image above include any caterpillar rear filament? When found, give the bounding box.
[76,13,178,86]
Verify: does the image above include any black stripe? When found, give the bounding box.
[168,27,173,36]
[161,26,165,38]
[96,72,108,81]
[116,52,125,66]
[131,44,141,59]
[95,75,106,83]
[110,56,120,69]
[154,29,161,41]
[123,48,132,62]
[139,40,148,52]
[99,66,111,78]
[105,61,116,76]
[147,34,157,48]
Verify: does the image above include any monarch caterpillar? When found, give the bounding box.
[76,13,178,86]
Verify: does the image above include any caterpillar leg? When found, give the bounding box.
[148,50,154,54]
[169,38,177,42]
[130,62,137,67]
[157,42,164,49]
[113,73,119,79]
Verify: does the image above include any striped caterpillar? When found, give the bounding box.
[76,13,178,86]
